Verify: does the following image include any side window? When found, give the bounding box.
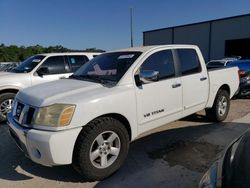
[177,49,201,76]
[68,55,89,72]
[140,50,175,80]
[41,56,66,74]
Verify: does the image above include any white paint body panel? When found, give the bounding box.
[7,45,239,166]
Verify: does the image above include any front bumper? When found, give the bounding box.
[7,113,82,166]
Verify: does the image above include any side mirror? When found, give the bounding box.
[37,67,49,77]
[139,70,159,84]
[134,74,142,87]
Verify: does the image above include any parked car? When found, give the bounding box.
[7,45,239,181]
[2,63,20,72]
[227,59,250,72]
[199,129,250,188]
[238,71,250,97]
[227,59,250,97]
[0,62,19,72]
[0,52,100,121]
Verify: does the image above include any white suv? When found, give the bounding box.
[0,52,100,121]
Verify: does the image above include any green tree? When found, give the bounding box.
[0,44,105,62]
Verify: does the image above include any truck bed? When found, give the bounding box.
[206,66,239,108]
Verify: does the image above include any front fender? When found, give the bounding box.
[69,87,138,140]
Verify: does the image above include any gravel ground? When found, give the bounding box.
[0,99,250,188]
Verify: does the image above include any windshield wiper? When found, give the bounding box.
[69,75,82,80]
[80,75,109,84]
[69,74,109,85]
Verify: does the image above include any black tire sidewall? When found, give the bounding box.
[73,117,129,181]
[0,93,15,121]
[214,90,230,121]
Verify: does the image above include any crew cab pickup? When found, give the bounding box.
[7,45,239,181]
[0,52,100,121]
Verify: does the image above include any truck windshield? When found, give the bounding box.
[71,51,142,83]
[10,55,45,73]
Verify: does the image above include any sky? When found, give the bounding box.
[0,0,250,51]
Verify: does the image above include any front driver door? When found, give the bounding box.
[135,49,183,132]
[31,56,72,85]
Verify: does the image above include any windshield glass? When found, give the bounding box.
[72,51,142,83]
[11,55,45,73]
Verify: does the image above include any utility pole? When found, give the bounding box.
[130,7,134,47]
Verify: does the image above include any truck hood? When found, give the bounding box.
[0,72,29,88]
[16,79,104,106]
[0,71,23,77]
[0,71,26,79]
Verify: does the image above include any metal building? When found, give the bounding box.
[143,14,250,62]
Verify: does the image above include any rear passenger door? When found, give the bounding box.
[135,49,183,129]
[32,56,71,85]
[67,55,89,72]
[176,49,209,116]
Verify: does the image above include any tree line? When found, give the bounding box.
[0,44,105,62]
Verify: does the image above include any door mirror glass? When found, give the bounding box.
[139,70,159,84]
[37,67,49,77]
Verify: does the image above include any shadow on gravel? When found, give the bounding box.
[0,121,250,187]
[180,113,212,123]
[96,122,250,188]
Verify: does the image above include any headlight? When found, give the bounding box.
[34,104,75,127]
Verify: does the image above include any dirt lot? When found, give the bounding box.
[1,99,250,188]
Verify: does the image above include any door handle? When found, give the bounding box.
[200,77,207,81]
[172,83,181,88]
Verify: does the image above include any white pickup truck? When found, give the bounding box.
[0,52,99,121]
[7,45,239,181]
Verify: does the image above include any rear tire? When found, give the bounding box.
[206,89,230,122]
[73,117,130,181]
[0,93,15,122]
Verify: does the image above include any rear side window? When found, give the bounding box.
[41,56,66,74]
[68,55,89,72]
[177,49,201,76]
[140,50,175,80]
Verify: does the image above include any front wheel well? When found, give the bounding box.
[0,89,19,95]
[90,113,132,141]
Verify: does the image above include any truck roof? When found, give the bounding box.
[112,44,198,53]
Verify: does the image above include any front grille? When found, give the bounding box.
[15,102,24,121]
[26,107,35,124]
[13,101,36,126]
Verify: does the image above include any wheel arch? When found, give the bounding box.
[219,84,230,97]
[207,84,231,108]
[0,88,19,95]
[78,113,132,141]
[97,113,132,141]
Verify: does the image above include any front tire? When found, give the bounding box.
[206,89,230,122]
[73,117,130,181]
[0,93,15,122]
